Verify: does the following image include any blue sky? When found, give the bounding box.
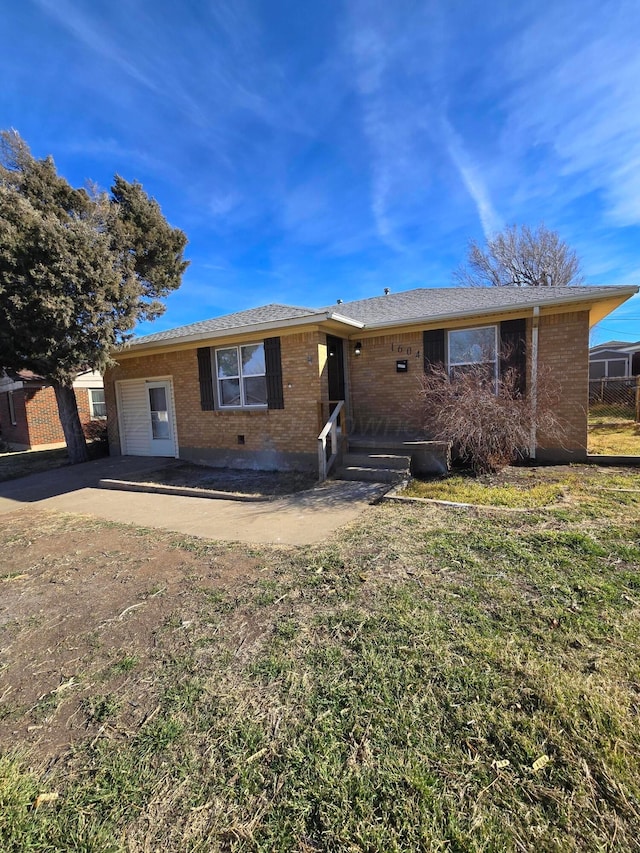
[2,0,640,344]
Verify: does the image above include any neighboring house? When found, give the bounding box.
[589,340,640,380]
[0,370,105,451]
[104,285,637,475]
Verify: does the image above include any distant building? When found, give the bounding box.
[589,341,640,380]
[0,370,104,451]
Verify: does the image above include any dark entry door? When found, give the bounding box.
[326,335,345,404]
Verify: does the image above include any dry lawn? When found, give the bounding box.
[1,464,640,851]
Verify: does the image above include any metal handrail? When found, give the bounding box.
[317,400,344,482]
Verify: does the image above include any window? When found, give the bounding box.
[8,391,17,425]
[448,326,497,388]
[608,360,628,378]
[215,343,267,408]
[589,358,628,380]
[89,387,107,419]
[148,386,170,439]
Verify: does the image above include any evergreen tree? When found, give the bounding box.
[0,130,188,463]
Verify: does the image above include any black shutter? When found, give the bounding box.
[423,329,445,373]
[265,336,284,409]
[197,347,215,411]
[500,319,526,394]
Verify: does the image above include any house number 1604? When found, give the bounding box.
[391,343,420,357]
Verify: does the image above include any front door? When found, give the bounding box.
[146,381,175,456]
[326,335,345,405]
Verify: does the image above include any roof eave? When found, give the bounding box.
[116,311,364,355]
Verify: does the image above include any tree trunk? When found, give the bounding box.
[52,380,89,464]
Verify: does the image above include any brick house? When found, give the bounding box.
[0,370,105,451]
[104,285,637,476]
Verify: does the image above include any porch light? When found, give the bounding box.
[354,341,362,356]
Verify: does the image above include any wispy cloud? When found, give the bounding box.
[441,117,502,240]
[346,25,401,250]
[345,0,502,249]
[33,0,160,93]
[499,0,640,226]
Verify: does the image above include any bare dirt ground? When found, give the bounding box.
[120,461,317,496]
[0,510,269,764]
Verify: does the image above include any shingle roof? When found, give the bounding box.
[590,339,640,352]
[132,303,316,345]
[125,285,637,350]
[324,286,632,326]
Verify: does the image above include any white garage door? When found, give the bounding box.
[117,379,177,457]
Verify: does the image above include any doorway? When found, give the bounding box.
[326,335,346,406]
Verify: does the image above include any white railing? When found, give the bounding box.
[317,400,344,482]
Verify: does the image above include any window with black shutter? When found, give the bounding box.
[423,329,445,372]
[499,319,527,394]
[264,336,284,409]
[197,347,215,411]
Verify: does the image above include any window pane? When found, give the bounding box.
[450,363,495,385]
[608,360,627,377]
[220,378,241,406]
[242,344,265,376]
[589,361,606,379]
[151,411,170,439]
[244,376,267,405]
[90,388,106,418]
[217,348,239,378]
[449,327,496,365]
[148,386,167,412]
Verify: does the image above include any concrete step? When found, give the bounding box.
[347,435,451,476]
[343,452,411,471]
[348,438,417,455]
[337,465,407,484]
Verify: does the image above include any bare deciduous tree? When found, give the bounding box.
[454,223,583,288]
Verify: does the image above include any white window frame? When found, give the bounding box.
[8,391,17,426]
[447,325,498,389]
[88,387,107,419]
[214,342,268,409]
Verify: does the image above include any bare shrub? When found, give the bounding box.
[413,362,565,474]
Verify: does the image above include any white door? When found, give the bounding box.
[117,379,177,457]
[146,381,175,456]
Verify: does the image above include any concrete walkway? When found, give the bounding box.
[0,456,386,546]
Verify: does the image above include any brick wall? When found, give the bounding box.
[105,331,327,459]
[346,311,589,457]
[0,385,94,449]
[536,309,588,458]
[0,391,30,447]
[348,329,425,434]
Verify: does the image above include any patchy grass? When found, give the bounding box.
[588,416,640,456]
[0,441,108,483]
[1,465,640,850]
[402,470,566,507]
[0,446,70,482]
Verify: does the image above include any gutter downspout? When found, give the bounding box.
[530,306,540,460]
